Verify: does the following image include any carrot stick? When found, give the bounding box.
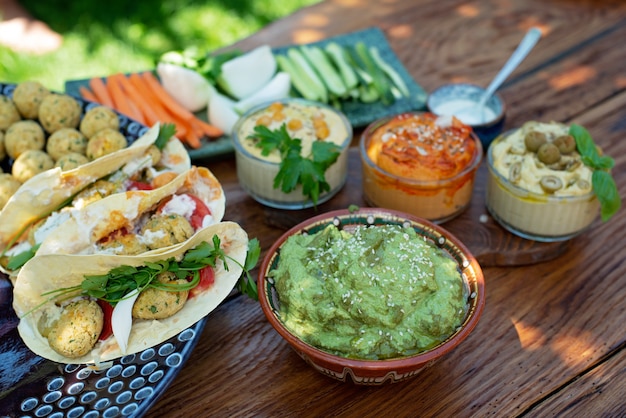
[106,73,146,124]
[127,73,188,138]
[79,86,99,103]
[114,73,161,127]
[176,118,202,149]
[191,117,223,138]
[140,71,195,122]
[88,77,115,108]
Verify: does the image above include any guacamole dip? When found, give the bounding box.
[271,224,469,360]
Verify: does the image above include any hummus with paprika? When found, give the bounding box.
[361,112,481,223]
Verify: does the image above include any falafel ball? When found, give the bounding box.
[72,179,118,207]
[12,149,54,183]
[0,173,21,209]
[55,152,90,171]
[140,213,194,250]
[132,271,189,320]
[12,81,51,119]
[46,299,104,358]
[4,120,45,159]
[38,93,82,133]
[0,130,6,161]
[98,233,149,255]
[85,128,127,160]
[46,127,88,160]
[79,106,120,138]
[0,95,21,130]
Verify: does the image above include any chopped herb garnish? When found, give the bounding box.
[570,124,621,221]
[249,124,341,206]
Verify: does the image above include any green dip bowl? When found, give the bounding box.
[258,207,485,385]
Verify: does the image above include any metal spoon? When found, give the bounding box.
[458,27,542,124]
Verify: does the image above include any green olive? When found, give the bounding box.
[540,175,563,193]
[577,179,591,190]
[553,135,576,154]
[565,158,582,172]
[524,131,547,152]
[509,161,522,183]
[537,143,561,164]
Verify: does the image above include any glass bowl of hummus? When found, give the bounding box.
[360,112,482,223]
[231,98,352,209]
[258,207,485,385]
[486,121,600,241]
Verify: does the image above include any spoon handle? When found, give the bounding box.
[479,27,542,106]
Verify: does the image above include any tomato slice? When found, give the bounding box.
[127,180,153,191]
[189,266,215,299]
[97,299,114,341]
[186,194,212,230]
[156,193,212,230]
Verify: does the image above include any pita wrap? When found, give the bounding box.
[35,166,225,258]
[13,221,247,364]
[0,123,190,255]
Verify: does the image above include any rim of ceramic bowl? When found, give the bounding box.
[487,129,597,203]
[258,207,486,372]
[427,82,506,128]
[230,97,353,164]
[359,112,483,189]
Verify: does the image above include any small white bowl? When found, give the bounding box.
[427,83,505,149]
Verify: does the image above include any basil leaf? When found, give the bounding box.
[592,170,621,221]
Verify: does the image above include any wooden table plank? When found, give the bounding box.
[147,0,626,416]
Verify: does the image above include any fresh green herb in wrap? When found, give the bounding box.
[12,221,249,365]
[0,123,190,273]
[7,165,225,274]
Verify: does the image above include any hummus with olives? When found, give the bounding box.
[486,121,599,241]
[490,121,593,196]
[233,100,351,209]
[361,113,481,222]
[271,224,469,360]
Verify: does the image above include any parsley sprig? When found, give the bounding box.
[250,124,341,206]
[570,124,621,221]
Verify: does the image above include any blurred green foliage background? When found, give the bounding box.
[0,0,320,91]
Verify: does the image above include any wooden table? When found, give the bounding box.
[148,0,626,416]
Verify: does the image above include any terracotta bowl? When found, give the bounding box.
[258,207,485,385]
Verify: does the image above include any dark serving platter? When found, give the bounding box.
[0,83,207,418]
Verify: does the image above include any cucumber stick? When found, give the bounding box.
[286,48,328,103]
[324,42,359,91]
[368,46,410,97]
[276,54,321,101]
[300,45,347,98]
[352,42,395,105]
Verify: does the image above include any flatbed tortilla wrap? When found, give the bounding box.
[13,221,247,364]
[35,165,225,257]
[0,123,190,254]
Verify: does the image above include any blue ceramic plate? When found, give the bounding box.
[0,83,207,418]
[0,273,206,418]
[64,27,427,162]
